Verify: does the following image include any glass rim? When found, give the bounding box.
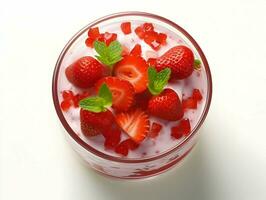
[52,11,213,163]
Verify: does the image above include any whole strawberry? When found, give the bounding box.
[147,67,183,121]
[65,56,104,88]
[155,45,194,79]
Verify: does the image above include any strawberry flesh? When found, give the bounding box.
[182,97,197,109]
[171,118,191,139]
[130,44,142,56]
[192,89,203,101]
[149,122,162,138]
[121,22,132,34]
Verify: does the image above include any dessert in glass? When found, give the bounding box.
[52,12,212,179]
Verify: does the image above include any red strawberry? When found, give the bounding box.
[115,109,150,143]
[182,97,197,110]
[148,88,183,121]
[171,118,191,139]
[156,45,194,79]
[88,27,100,39]
[80,108,115,136]
[65,56,104,88]
[192,89,203,101]
[104,128,121,149]
[114,55,148,93]
[130,44,142,56]
[115,142,129,156]
[156,33,167,45]
[134,90,151,110]
[121,22,132,34]
[95,77,134,112]
[149,122,162,138]
[120,139,139,150]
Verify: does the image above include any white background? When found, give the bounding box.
[1,0,266,199]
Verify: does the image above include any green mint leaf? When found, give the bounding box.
[98,83,112,107]
[148,66,171,95]
[94,40,122,67]
[79,97,107,113]
[194,59,201,70]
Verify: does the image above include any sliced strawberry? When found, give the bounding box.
[182,97,197,109]
[95,77,134,112]
[88,27,100,39]
[114,55,148,93]
[144,31,158,45]
[115,109,150,143]
[143,23,154,32]
[130,44,142,56]
[149,122,162,138]
[192,89,203,101]
[121,22,131,34]
[98,32,117,46]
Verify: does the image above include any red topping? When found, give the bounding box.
[62,90,74,100]
[143,23,154,32]
[85,37,94,48]
[119,139,139,150]
[130,44,142,56]
[121,22,132,34]
[99,32,117,46]
[171,118,191,139]
[156,33,167,45]
[104,128,121,149]
[192,89,203,101]
[135,26,145,39]
[182,97,197,110]
[144,31,158,45]
[115,142,129,156]
[149,122,162,138]
[95,77,134,112]
[88,27,100,39]
[147,58,157,66]
[114,55,148,93]
[60,100,71,111]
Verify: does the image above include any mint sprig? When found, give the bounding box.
[94,40,122,67]
[148,66,171,95]
[79,83,112,113]
[194,59,201,70]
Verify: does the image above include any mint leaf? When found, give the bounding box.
[94,40,122,67]
[148,66,171,95]
[79,97,106,113]
[79,84,113,113]
[194,59,201,70]
[98,83,112,107]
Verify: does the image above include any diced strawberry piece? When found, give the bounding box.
[143,23,154,32]
[147,58,157,66]
[121,22,132,34]
[130,44,142,56]
[60,100,71,111]
[119,139,139,150]
[73,91,90,107]
[192,89,203,101]
[182,97,197,109]
[135,26,145,39]
[88,27,100,39]
[114,55,148,93]
[149,41,161,51]
[85,37,94,48]
[62,90,74,100]
[103,32,117,46]
[104,129,121,149]
[171,119,191,139]
[144,31,158,45]
[95,77,134,112]
[149,122,162,138]
[115,142,129,156]
[115,109,150,143]
[156,33,167,45]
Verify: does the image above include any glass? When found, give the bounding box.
[52,11,212,179]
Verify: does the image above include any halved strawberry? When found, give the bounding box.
[115,109,150,143]
[95,77,134,112]
[114,55,148,93]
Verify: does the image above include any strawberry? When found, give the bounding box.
[171,118,191,139]
[95,77,134,112]
[134,90,151,110]
[149,122,162,138]
[104,128,121,149]
[192,89,203,101]
[88,27,100,39]
[115,109,150,143]
[121,22,132,34]
[130,44,142,56]
[114,55,148,93]
[80,108,115,136]
[156,45,194,79]
[182,97,197,110]
[148,88,183,121]
[65,56,104,88]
